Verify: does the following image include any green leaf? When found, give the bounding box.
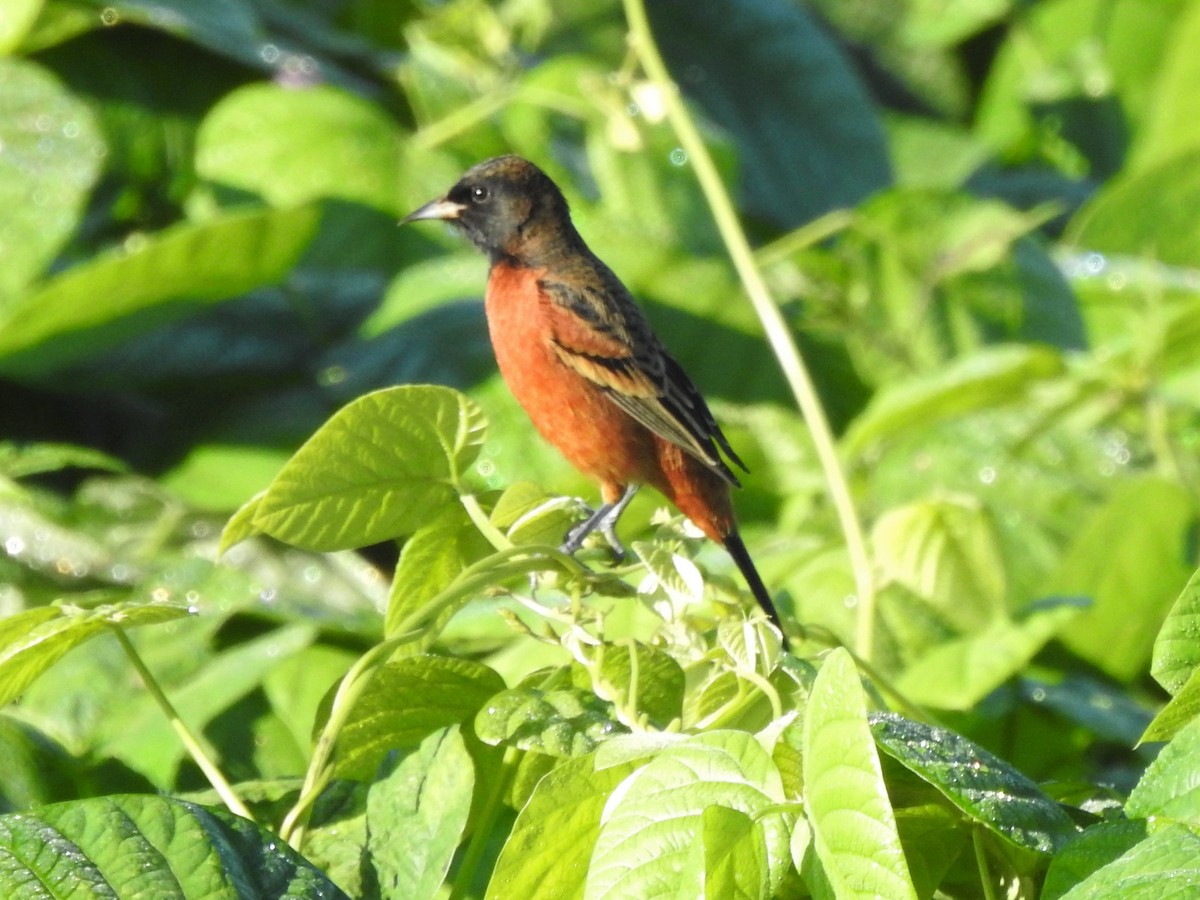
[0,715,81,812]
[335,655,505,781]
[367,726,474,900]
[362,252,486,337]
[1126,714,1200,824]
[648,0,891,226]
[197,83,404,214]
[0,205,321,378]
[474,686,624,758]
[0,794,347,898]
[159,444,288,512]
[0,600,192,708]
[1067,148,1200,268]
[578,642,685,729]
[587,731,792,898]
[895,598,1082,711]
[804,648,917,899]
[1130,2,1200,171]
[842,345,1064,456]
[680,804,770,899]
[1042,821,1149,900]
[386,507,489,637]
[219,491,266,553]
[1053,476,1194,682]
[1151,566,1200,696]
[1053,824,1200,899]
[0,442,126,479]
[871,495,1007,631]
[0,58,104,300]
[253,386,486,551]
[489,482,582,548]
[902,0,1011,47]
[1141,667,1200,744]
[872,713,1077,853]
[0,0,42,53]
[486,755,638,900]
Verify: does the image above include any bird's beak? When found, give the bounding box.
[401,196,466,224]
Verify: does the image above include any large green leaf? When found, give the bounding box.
[975,0,1184,166]
[367,726,474,900]
[0,205,321,378]
[895,598,1081,710]
[0,58,103,301]
[1125,714,1200,824]
[1129,2,1200,171]
[871,495,1007,631]
[586,731,792,898]
[1067,148,1200,268]
[486,755,639,900]
[804,649,916,899]
[647,0,891,227]
[1053,824,1200,899]
[1052,476,1194,682]
[1042,821,1149,900]
[872,713,1077,853]
[197,83,404,214]
[334,654,505,781]
[253,386,486,551]
[0,794,347,898]
[843,344,1064,456]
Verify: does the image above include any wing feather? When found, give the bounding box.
[539,274,746,486]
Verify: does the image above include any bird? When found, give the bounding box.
[404,155,788,649]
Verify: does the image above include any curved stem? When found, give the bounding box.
[621,0,878,661]
[111,627,254,822]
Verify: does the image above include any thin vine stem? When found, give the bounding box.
[621,0,878,661]
[111,626,254,822]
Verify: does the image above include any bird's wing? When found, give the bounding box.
[539,274,746,486]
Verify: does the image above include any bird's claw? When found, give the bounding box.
[559,485,637,564]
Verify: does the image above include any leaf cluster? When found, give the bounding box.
[3,0,1200,897]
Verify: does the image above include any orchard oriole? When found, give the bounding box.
[405,155,788,648]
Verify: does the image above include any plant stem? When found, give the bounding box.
[974,828,999,900]
[111,627,254,822]
[621,0,878,661]
[460,492,513,551]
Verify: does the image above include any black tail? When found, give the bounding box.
[723,530,791,651]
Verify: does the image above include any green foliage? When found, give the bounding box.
[3,0,1200,896]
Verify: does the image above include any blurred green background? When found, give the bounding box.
[3,0,1200,806]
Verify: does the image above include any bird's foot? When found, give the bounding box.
[559,485,638,563]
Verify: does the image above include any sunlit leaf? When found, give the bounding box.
[335,655,504,781]
[0,206,321,377]
[367,726,474,900]
[253,386,486,551]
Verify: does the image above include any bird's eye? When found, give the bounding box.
[470,185,489,203]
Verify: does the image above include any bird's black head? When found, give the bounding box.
[403,155,576,263]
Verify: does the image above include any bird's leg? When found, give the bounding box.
[561,484,639,561]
